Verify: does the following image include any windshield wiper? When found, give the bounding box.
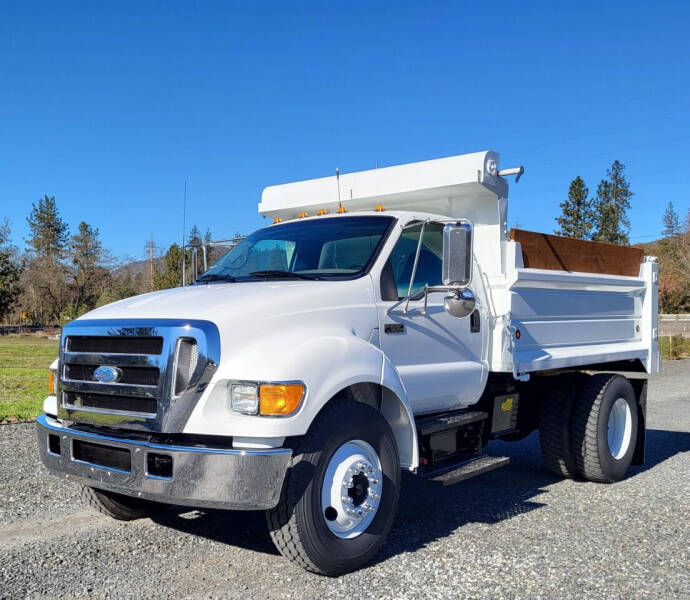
[195,273,237,283]
[249,270,321,281]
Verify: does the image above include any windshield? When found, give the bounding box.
[197,216,395,282]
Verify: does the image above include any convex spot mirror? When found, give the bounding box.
[442,221,472,288]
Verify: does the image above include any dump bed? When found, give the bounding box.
[490,231,660,376]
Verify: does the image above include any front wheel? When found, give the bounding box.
[266,399,400,576]
[80,485,165,520]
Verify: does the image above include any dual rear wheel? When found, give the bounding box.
[539,373,639,483]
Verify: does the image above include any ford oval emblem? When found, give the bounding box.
[93,365,122,383]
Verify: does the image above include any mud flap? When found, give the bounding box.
[631,379,647,466]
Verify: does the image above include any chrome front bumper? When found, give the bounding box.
[36,414,292,510]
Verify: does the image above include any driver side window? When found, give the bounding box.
[381,223,443,301]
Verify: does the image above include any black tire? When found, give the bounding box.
[265,399,400,576]
[539,374,580,478]
[80,485,163,521]
[570,374,638,483]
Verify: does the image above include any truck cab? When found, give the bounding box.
[36,151,659,575]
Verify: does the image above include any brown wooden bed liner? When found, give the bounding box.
[509,229,644,277]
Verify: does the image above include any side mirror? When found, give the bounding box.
[442,222,472,288]
[444,289,476,318]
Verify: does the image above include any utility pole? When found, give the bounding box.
[148,234,155,291]
[143,235,160,292]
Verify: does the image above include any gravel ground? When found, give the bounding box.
[1,362,688,599]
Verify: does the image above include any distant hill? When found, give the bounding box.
[113,257,165,277]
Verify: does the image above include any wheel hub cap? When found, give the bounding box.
[607,397,632,460]
[321,439,383,539]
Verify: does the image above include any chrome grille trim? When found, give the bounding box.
[62,352,163,368]
[57,319,221,433]
[60,379,157,397]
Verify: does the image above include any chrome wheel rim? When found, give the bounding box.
[607,397,632,459]
[321,439,383,539]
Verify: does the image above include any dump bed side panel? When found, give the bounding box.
[504,261,659,375]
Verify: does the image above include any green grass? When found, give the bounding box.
[659,335,690,360]
[0,336,59,421]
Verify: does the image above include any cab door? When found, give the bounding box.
[376,222,487,415]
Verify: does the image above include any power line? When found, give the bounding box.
[519,105,690,154]
[458,80,690,149]
[530,133,690,169]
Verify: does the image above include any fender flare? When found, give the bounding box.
[380,355,418,470]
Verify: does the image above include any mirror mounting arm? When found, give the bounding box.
[387,284,469,316]
[403,219,429,314]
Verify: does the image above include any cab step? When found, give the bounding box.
[426,455,510,486]
[416,410,488,435]
[415,409,489,473]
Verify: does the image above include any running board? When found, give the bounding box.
[426,455,510,486]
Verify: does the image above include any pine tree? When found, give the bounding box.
[0,221,21,321]
[188,225,202,246]
[70,222,108,313]
[26,196,69,259]
[593,160,632,245]
[23,197,70,322]
[554,176,594,239]
[662,201,681,237]
[154,243,184,290]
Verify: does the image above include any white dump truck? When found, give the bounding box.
[37,151,659,575]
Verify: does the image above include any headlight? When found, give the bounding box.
[227,381,305,416]
[230,382,259,414]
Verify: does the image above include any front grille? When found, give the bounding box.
[65,364,160,386]
[58,320,220,433]
[64,391,157,415]
[67,336,163,354]
[73,439,131,472]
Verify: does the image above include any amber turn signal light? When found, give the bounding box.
[48,370,55,395]
[260,383,304,416]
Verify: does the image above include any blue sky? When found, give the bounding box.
[1,1,689,261]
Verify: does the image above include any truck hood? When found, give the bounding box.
[78,279,375,328]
